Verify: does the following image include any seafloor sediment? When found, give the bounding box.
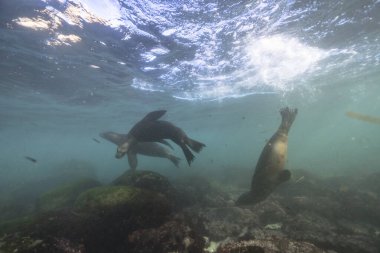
[0,168,379,253]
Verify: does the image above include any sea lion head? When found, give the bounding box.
[115,136,137,159]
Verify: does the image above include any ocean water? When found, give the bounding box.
[0,0,380,225]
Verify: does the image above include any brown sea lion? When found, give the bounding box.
[100,131,181,170]
[116,110,206,166]
[236,107,298,205]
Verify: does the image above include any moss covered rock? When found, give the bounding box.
[0,216,34,235]
[0,185,172,253]
[74,185,170,215]
[73,185,172,236]
[112,170,175,197]
[36,178,100,213]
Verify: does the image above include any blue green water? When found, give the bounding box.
[0,0,380,212]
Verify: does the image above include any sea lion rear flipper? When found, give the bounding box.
[181,145,195,166]
[186,138,206,153]
[127,151,138,170]
[277,169,291,184]
[142,110,167,121]
[158,139,174,150]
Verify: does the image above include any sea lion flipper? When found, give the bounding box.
[279,107,298,132]
[186,138,206,153]
[127,151,138,170]
[158,139,174,150]
[181,145,195,166]
[277,169,291,184]
[142,110,167,121]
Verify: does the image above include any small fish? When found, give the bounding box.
[25,156,37,163]
[92,138,101,143]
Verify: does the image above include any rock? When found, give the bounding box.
[174,175,233,208]
[361,172,380,195]
[0,234,46,253]
[216,237,330,253]
[277,169,333,199]
[1,185,172,253]
[283,211,380,253]
[337,188,380,226]
[112,170,175,198]
[36,178,100,213]
[184,206,259,241]
[0,216,34,235]
[128,219,205,253]
[74,185,170,215]
[0,234,85,253]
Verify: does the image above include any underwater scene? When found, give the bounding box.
[1,0,380,252]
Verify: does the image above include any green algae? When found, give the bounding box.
[0,216,34,235]
[36,178,100,213]
[74,185,168,212]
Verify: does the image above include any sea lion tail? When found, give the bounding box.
[168,155,181,168]
[279,107,298,133]
[181,145,195,166]
[186,138,206,153]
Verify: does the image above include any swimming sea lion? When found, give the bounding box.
[236,107,297,205]
[100,131,181,170]
[116,110,206,165]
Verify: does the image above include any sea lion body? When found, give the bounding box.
[236,107,297,205]
[116,110,205,165]
[100,131,180,170]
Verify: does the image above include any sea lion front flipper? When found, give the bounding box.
[142,110,167,121]
[158,139,174,150]
[127,151,138,170]
[277,169,291,184]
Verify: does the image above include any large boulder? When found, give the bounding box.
[112,170,175,198]
[74,185,171,218]
[128,219,205,253]
[0,185,172,253]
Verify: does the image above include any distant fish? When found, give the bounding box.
[346,111,380,125]
[92,138,101,143]
[24,156,37,163]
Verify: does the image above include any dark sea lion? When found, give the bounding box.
[116,110,206,165]
[100,131,181,170]
[236,107,298,205]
